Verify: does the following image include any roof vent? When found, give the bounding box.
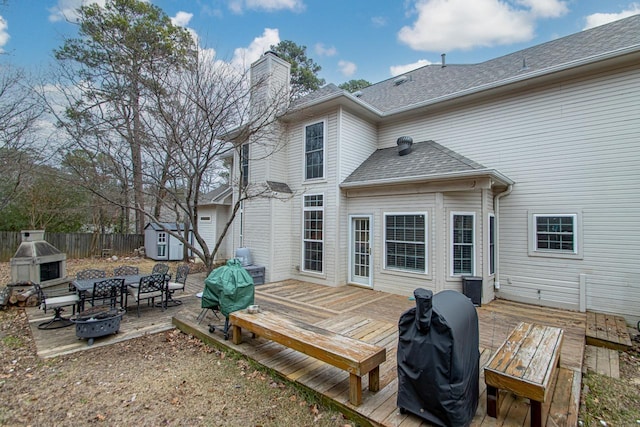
[353,90,363,97]
[394,75,409,86]
[397,136,413,156]
[441,53,446,68]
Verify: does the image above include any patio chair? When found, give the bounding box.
[75,269,107,299]
[89,278,124,309]
[128,274,166,317]
[165,264,190,307]
[151,263,169,275]
[32,282,80,330]
[76,269,107,280]
[113,265,139,276]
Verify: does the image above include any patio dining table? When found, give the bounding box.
[72,275,144,311]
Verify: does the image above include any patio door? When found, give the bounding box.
[349,215,372,287]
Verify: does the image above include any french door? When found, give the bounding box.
[349,215,372,287]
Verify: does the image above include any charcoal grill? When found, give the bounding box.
[201,259,255,339]
[397,288,479,426]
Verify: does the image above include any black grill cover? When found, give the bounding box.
[397,288,479,427]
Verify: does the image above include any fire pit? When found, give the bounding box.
[71,307,125,346]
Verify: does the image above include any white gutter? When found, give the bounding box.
[493,184,513,291]
[340,168,514,189]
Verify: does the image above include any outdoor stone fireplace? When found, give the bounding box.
[10,230,68,288]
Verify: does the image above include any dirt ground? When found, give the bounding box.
[0,258,354,427]
[1,257,639,426]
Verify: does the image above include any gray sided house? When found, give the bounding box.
[222,15,640,325]
[144,222,192,261]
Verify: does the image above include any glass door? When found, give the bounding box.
[349,215,372,287]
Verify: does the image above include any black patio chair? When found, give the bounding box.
[76,269,107,280]
[151,263,169,275]
[32,282,80,330]
[128,274,166,317]
[89,278,124,309]
[113,265,139,276]
[165,264,190,307]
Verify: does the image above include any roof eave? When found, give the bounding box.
[340,169,514,189]
[280,91,384,122]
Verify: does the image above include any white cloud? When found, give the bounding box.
[583,3,640,30]
[371,16,387,27]
[338,60,356,77]
[398,0,570,52]
[315,43,337,57]
[230,28,281,71]
[229,0,305,13]
[0,16,9,52]
[48,0,106,23]
[390,59,432,76]
[516,0,568,18]
[171,11,193,27]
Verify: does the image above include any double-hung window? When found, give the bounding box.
[303,194,323,273]
[451,212,475,276]
[240,144,249,188]
[305,122,324,180]
[384,213,427,273]
[534,214,576,252]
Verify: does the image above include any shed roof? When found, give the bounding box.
[144,222,186,232]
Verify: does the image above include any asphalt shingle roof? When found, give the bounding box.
[342,140,489,186]
[303,14,640,114]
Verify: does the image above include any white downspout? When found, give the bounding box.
[493,184,513,290]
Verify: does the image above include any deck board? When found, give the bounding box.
[585,310,632,350]
[27,277,586,427]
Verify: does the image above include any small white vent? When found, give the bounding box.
[394,75,409,85]
[353,90,363,97]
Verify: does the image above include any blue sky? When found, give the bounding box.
[1,0,639,85]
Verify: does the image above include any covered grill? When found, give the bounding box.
[397,288,479,427]
[202,258,255,339]
[10,230,68,288]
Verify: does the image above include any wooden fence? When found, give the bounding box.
[0,231,144,262]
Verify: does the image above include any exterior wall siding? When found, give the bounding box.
[377,64,640,322]
[336,109,379,285]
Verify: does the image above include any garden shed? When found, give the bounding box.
[144,222,192,261]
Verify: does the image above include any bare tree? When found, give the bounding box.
[140,54,291,270]
[0,65,44,210]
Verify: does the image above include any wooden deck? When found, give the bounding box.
[27,276,587,426]
[585,311,632,351]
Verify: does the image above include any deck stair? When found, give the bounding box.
[585,311,632,351]
[584,311,631,379]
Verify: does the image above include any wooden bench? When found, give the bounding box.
[229,310,386,406]
[484,322,564,427]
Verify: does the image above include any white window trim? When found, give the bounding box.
[450,211,476,277]
[301,193,324,274]
[303,119,327,182]
[488,213,495,276]
[383,212,428,275]
[528,212,583,259]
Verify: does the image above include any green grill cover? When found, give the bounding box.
[202,259,255,317]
